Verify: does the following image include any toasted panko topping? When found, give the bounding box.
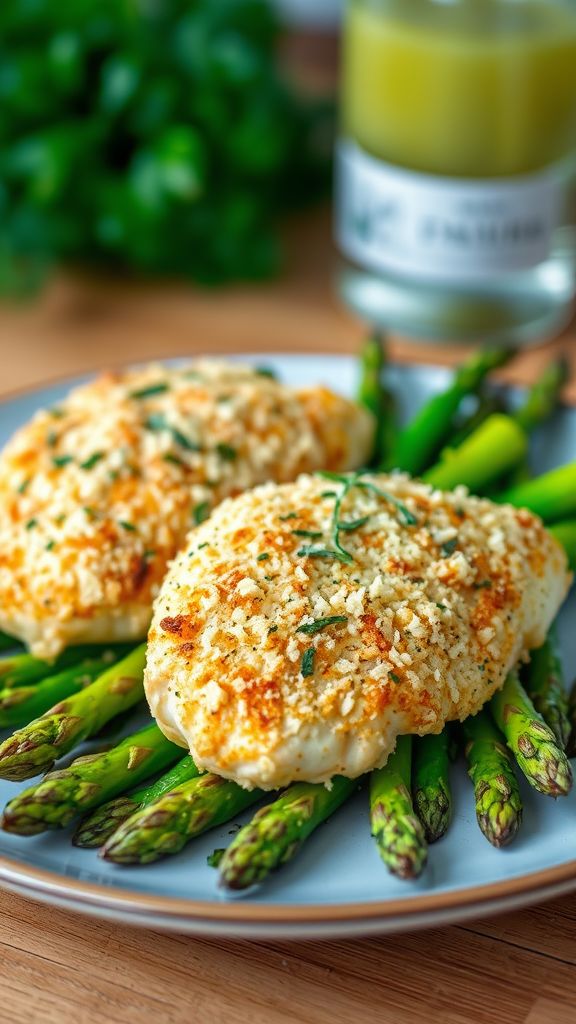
[0,361,373,656]
[145,471,570,789]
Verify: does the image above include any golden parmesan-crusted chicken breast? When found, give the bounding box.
[145,472,571,789]
[0,362,373,658]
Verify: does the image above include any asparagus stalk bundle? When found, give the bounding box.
[448,391,506,451]
[491,670,572,797]
[102,773,264,865]
[566,679,576,760]
[0,644,121,692]
[499,463,576,522]
[0,655,124,729]
[424,415,528,493]
[549,520,576,571]
[412,732,452,843]
[0,645,146,781]
[525,630,570,750]
[218,777,356,892]
[461,710,522,848]
[0,631,20,654]
[370,736,428,879]
[513,357,569,435]
[424,359,569,497]
[2,723,180,835]
[357,335,396,467]
[387,344,513,476]
[73,755,200,848]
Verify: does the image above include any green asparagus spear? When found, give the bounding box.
[218,777,356,892]
[549,520,576,570]
[102,773,264,865]
[424,359,571,496]
[412,732,452,843]
[73,755,200,848]
[0,645,146,781]
[461,710,523,848]
[525,630,570,749]
[357,334,396,467]
[448,391,505,450]
[0,655,123,729]
[424,414,528,493]
[490,670,572,797]
[370,736,428,879]
[2,723,181,836]
[566,678,576,760]
[0,644,124,692]
[0,631,20,653]
[499,463,576,522]
[513,357,569,435]
[388,344,513,476]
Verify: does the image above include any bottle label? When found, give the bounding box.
[337,140,564,282]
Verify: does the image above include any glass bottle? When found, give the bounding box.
[336,0,576,345]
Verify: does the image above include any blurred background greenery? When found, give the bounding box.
[0,0,334,297]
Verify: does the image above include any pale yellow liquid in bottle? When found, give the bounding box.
[343,0,576,178]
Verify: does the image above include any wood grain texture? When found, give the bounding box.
[0,210,576,1023]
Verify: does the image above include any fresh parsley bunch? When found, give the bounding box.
[0,0,331,295]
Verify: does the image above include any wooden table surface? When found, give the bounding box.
[1,212,576,1024]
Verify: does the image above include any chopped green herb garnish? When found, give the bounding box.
[268,625,278,634]
[316,471,350,484]
[441,537,458,557]
[17,478,30,495]
[145,413,200,452]
[355,478,417,527]
[296,616,348,636]
[198,542,209,550]
[257,552,270,562]
[25,518,37,530]
[49,407,64,419]
[297,545,353,564]
[337,515,370,532]
[435,603,448,611]
[118,520,136,532]
[45,540,55,551]
[206,848,226,869]
[473,580,493,590]
[52,455,73,468]
[216,442,237,462]
[279,512,297,521]
[130,382,170,399]
[320,490,337,498]
[193,501,210,526]
[255,365,277,379]
[46,430,57,447]
[172,428,200,452]
[83,506,97,517]
[80,451,104,470]
[143,549,156,559]
[389,672,401,684]
[301,647,315,677]
[163,453,185,467]
[291,529,322,539]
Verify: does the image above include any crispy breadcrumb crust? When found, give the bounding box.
[0,362,373,656]
[145,472,571,789]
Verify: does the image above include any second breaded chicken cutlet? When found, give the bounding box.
[0,361,374,657]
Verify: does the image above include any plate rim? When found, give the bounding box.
[1,352,574,935]
[1,850,576,930]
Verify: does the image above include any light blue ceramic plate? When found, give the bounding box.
[0,353,575,939]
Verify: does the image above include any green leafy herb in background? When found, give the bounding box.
[0,0,332,297]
